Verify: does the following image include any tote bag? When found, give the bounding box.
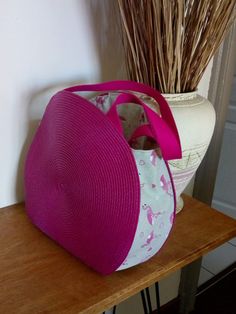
[24,81,181,275]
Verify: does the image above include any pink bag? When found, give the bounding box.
[24,81,181,275]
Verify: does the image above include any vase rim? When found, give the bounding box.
[162,89,197,97]
[162,89,198,101]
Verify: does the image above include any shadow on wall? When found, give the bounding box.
[84,0,126,81]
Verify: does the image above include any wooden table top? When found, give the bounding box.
[1,195,236,314]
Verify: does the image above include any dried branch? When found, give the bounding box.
[117,0,236,93]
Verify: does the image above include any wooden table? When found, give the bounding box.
[1,195,236,314]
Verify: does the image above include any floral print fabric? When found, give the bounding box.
[90,93,175,270]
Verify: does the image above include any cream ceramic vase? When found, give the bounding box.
[163,91,216,212]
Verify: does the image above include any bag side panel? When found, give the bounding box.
[117,149,175,270]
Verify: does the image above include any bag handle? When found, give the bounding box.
[106,93,180,160]
[65,81,176,132]
[129,124,156,143]
[64,80,181,160]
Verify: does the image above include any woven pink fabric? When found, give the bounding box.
[25,91,140,275]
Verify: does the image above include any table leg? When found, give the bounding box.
[155,282,161,312]
[145,287,152,313]
[102,305,116,314]
[141,290,148,314]
[178,258,202,314]
[140,283,161,314]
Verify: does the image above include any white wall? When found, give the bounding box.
[0,1,212,312]
[0,0,124,207]
[199,56,236,283]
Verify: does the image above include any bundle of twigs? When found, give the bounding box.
[117,0,236,93]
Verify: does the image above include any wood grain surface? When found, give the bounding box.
[0,195,236,314]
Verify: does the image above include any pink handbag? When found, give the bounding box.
[24,81,181,275]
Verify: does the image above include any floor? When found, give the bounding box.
[157,262,236,314]
[193,264,236,314]
[199,195,236,286]
[198,240,236,285]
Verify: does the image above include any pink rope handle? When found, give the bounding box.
[106,93,179,160]
[64,80,181,160]
[129,124,156,143]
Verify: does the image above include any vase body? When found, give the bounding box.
[163,91,216,212]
